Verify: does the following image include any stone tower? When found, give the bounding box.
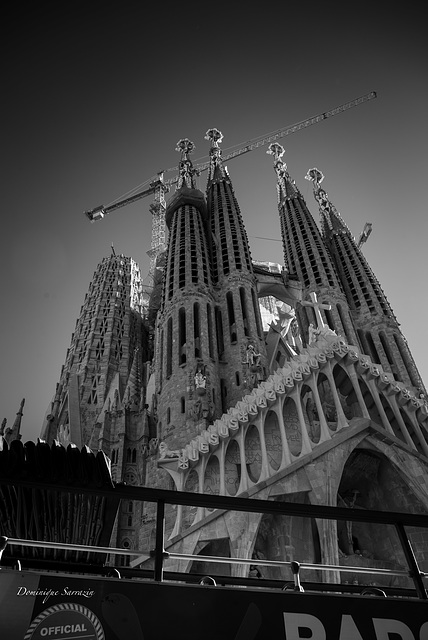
[32,128,427,583]
[307,168,426,397]
[40,252,152,559]
[267,144,359,350]
[154,133,266,453]
[206,129,266,410]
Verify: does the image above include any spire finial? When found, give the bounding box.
[205,128,226,182]
[306,167,352,236]
[175,138,197,189]
[205,128,223,148]
[267,142,285,164]
[305,167,324,189]
[267,143,297,201]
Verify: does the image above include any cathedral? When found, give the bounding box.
[29,128,427,587]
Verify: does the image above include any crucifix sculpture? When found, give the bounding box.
[301,291,331,329]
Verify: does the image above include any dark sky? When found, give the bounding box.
[2,2,427,442]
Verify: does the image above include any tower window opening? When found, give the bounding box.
[226,292,237,343]
[166,317,173,378]
[379,331,395,367]
[181,397,185,413]
[324,308,335,331]
[167,407,171,424]
[207,304,214,359]
[220,379,227,413]
[337,304,353,344]
[239,287,249,336]
[365,332,381,364]
[193,302,201,358]
[179,307,187,365]
[215,307,224,358]
[251,288,263,339]
[235,371,241,386]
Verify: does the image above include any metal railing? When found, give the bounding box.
[0,478,426,599]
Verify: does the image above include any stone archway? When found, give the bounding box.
[336,447,428,588]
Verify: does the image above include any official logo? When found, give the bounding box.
[24,602,104,640]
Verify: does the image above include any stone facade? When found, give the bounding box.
[33,131,428,582]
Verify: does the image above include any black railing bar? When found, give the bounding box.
[167,552,410,577]
[1,478,426,527]
[153,499,165,582]
[395,522,428,600]
[4,537,151,558]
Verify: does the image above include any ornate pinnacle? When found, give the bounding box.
[267,142,285,164]
[306,168,351,235]
[205,128,223,148]
[205,128,225,182]
[175,138,195,160]
[267,142,294,201]
[305,167,324,189]
[175,138,196,189]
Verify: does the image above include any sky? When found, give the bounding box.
[2,3,427,443]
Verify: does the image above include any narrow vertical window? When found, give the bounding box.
[215,307,224,358]
[251,289,263,339]
[239,287,249,337]
[226,292,237,343]
[193,302,201,358]
[220,379,227,413]
[366,332,380,364]
[324,308,335,331]
[166,317,173,378]
[179,307,187,365]
[207,303,214,359]
[159,329,164,385]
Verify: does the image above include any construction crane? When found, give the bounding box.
[357,222,373,248]
[84,91,377,270]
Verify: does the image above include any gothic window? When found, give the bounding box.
[127,516,132,527]
[235,371,241,386]
[181,397,185,413]
[132,448,136,463]
[126,448,132,463]
[167,407,171,424]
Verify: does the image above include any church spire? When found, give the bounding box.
[4,398,25,443]
[267,142,299,202]
[307,168,425,393]
[305,168,352,237]
[175,138,197,190]
[123,348,142,410]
